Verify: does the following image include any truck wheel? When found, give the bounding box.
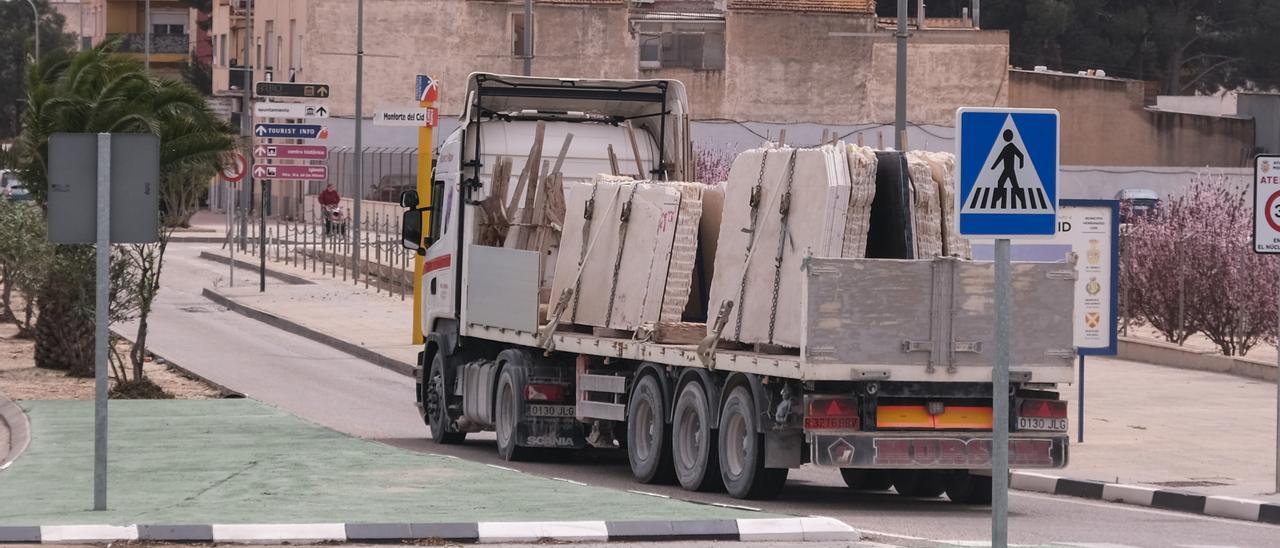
[945,472,993,504]
[427,353,465,445]
[891,470,946,498]
[672,380,721,492]
[839,469,893,491]
[627,374,675,483]
[718,386,788,500]
[495,366,529,461]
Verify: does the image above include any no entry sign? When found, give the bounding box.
[1254,155,1280,253]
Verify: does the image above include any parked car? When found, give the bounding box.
[1,170,31,201]
[1116,188,1159,223]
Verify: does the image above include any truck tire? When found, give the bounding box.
[427,353,465,445]
[672,380,722,492]
[891,470,946,498]
[945,472,993,504]
[627,374,675,483]
[839,469,893,491]
[718,386,788,499]
[495,366,530,461]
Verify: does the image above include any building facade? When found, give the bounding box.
[87,0,197,77]
[210,0,1008,150]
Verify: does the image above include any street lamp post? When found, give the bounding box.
[8,0,39,62]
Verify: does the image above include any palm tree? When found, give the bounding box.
[14,43,234,378]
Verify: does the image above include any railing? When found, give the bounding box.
[224,200,415,300]
[110,33,190,55]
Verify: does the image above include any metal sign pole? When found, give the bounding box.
[1078,354,1085,443]
[993,237,1011,547]
[228,183,235,287]
[93,133,110,511]
[1276,257,1279,493]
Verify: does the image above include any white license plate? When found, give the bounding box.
[1018,417,1067,432]
[527,404,576,418]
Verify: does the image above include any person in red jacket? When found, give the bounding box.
[318,184,342,235]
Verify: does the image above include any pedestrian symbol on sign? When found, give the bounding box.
[961,116,1052,214]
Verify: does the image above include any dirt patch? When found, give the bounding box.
[0,301,222,401]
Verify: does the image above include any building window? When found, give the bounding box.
[289,19,298,70]
[150,9,187,35]
[511,12,533,57]
[219,34,227,66]
[636,21,725,71]
[264,21,275,70]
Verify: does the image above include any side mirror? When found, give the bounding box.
[399,189,420,209]
[402,209,424,253]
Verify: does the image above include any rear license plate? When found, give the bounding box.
[527,404,575,418]
[1018,417,1067,432]
[805,417,859,430]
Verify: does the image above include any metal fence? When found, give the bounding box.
[225,199,414,299]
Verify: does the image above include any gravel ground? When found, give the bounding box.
[0,296,221,401]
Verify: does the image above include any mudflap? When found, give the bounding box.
[512,366,586,450]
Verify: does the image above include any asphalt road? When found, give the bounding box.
[138,247,1280,547]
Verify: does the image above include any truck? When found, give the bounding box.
[398,73,1075,501]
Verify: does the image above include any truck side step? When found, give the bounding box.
[578,401,627,421]
[579,373,627,394]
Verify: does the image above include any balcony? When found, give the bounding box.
[109,33,190,55]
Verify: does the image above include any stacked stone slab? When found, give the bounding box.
[707,144,855,347]
[548,177,715,332]
[906,151,944,258]
[843,145,879,258]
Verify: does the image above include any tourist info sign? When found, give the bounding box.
[1254,155,1280,253]
[956,107,1061,238]
[254,123,328,139]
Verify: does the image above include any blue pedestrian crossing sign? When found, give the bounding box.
[956,108,1060,238]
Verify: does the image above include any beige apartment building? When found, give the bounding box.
[210,0,1008,150]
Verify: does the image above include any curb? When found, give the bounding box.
[107,327,245,399]
[200,288,416,377]
[0,393,31,471]
[168,236,228,244]
[1011,471,1280,525]
[1117,336,1278,383]
[0,517,857,544]
[196,251,314,285]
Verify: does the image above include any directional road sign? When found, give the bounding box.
[256,82,330,99]
[254,103,330,118]
[254,123,328,139]
[1254,155,1280,253]
[374,107,438,127]
[252,164,328,181]
[253,144,328,160]
[956,108,1061,238]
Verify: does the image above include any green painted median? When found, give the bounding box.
[0,400,759,525]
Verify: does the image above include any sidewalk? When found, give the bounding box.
[0,399,760,526]
[188,242,1280,505]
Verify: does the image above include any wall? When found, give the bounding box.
[1237,93,1280,155]
[645,13,1007,126]
[1009,70,1254,167]
[305,0,636,118]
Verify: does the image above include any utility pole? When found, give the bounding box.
[523,0,533,76]
[144,0,151,71]
[241,0,253,257]
[895,0,908,150]
[352,0,365,280]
